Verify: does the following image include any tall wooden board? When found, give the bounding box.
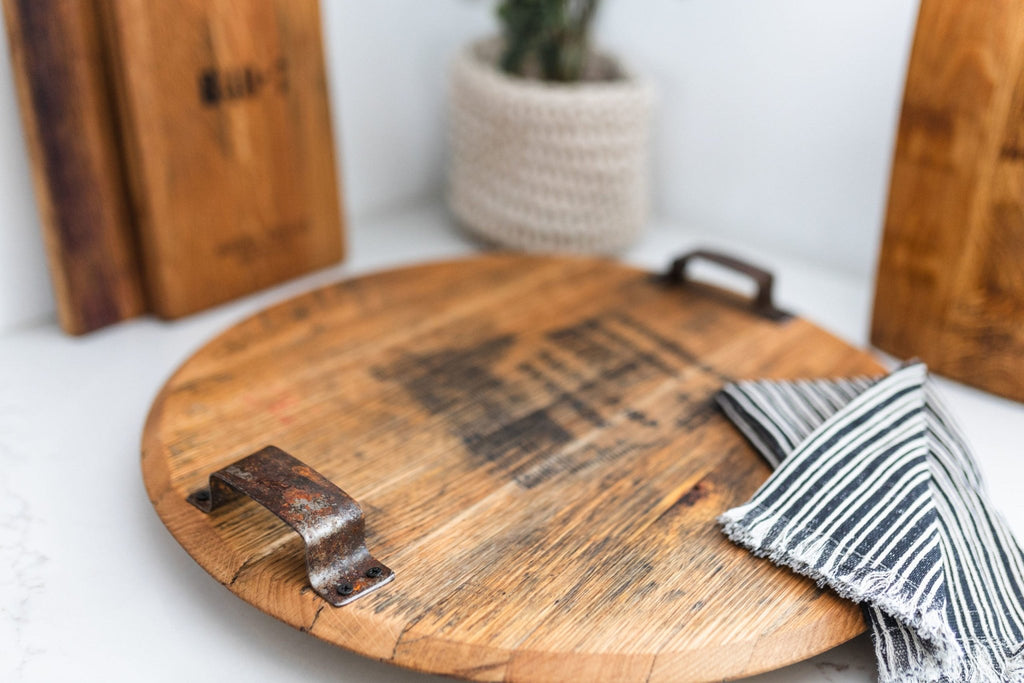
[2,0,146,334]
[102,0,345,319]
[872,0,1024,402]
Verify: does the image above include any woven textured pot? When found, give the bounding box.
[447,39,655,253]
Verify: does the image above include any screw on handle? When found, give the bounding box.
[187,445,394,607]
[664,249,791,322]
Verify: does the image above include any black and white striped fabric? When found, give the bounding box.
[716,363,1024,682]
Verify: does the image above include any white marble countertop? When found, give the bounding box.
[2,205,1021,682]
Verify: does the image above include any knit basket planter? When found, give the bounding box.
[447,39,655,253]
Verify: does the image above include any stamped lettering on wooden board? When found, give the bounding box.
[198,56,289,105]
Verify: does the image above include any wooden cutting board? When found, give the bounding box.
[872,0,1024,402]
[143,254,879,682]
[101,0,345,319]
[2,0,146,334]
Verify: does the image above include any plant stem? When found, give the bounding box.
[497,0,602,82]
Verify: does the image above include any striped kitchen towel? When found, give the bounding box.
[716,362,1024,682]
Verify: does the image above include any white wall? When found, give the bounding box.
[598,0,919,278]
[322,1,492,217]
[0,0,919,333]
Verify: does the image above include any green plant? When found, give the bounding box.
[497,0,601,82]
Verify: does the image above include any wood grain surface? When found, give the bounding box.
[2,0,145,334]
[143,254,882,681]
[102,0,344,319]
[872,0,1024,402]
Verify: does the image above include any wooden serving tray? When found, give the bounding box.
[143,253,879,681]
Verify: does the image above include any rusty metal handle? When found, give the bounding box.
[664,249,791,321]
[187,446,394,606]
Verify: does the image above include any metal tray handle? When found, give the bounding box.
[187,446,394,606]
[664,249,791,321]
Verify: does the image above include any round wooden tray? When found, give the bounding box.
[143,254,877,682]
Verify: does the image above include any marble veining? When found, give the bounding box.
[0,474,48,678]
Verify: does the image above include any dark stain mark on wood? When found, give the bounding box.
[374,313,720,488]
[612,312,733,382]
[1000,144,1024,161]
[518,360,607,428]
[464,408,573,474]
[674,395,722,433]
[626,410,658,427]
[678,480,711,507]
[548,319,623,365]
[552,317,676,377]
[372,335,516,417]
[655,478,712,524]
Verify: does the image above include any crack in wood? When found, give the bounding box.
[228,556,257,586]
[301,604,324,633]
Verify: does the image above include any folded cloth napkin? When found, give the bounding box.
[716,362,1024,683]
